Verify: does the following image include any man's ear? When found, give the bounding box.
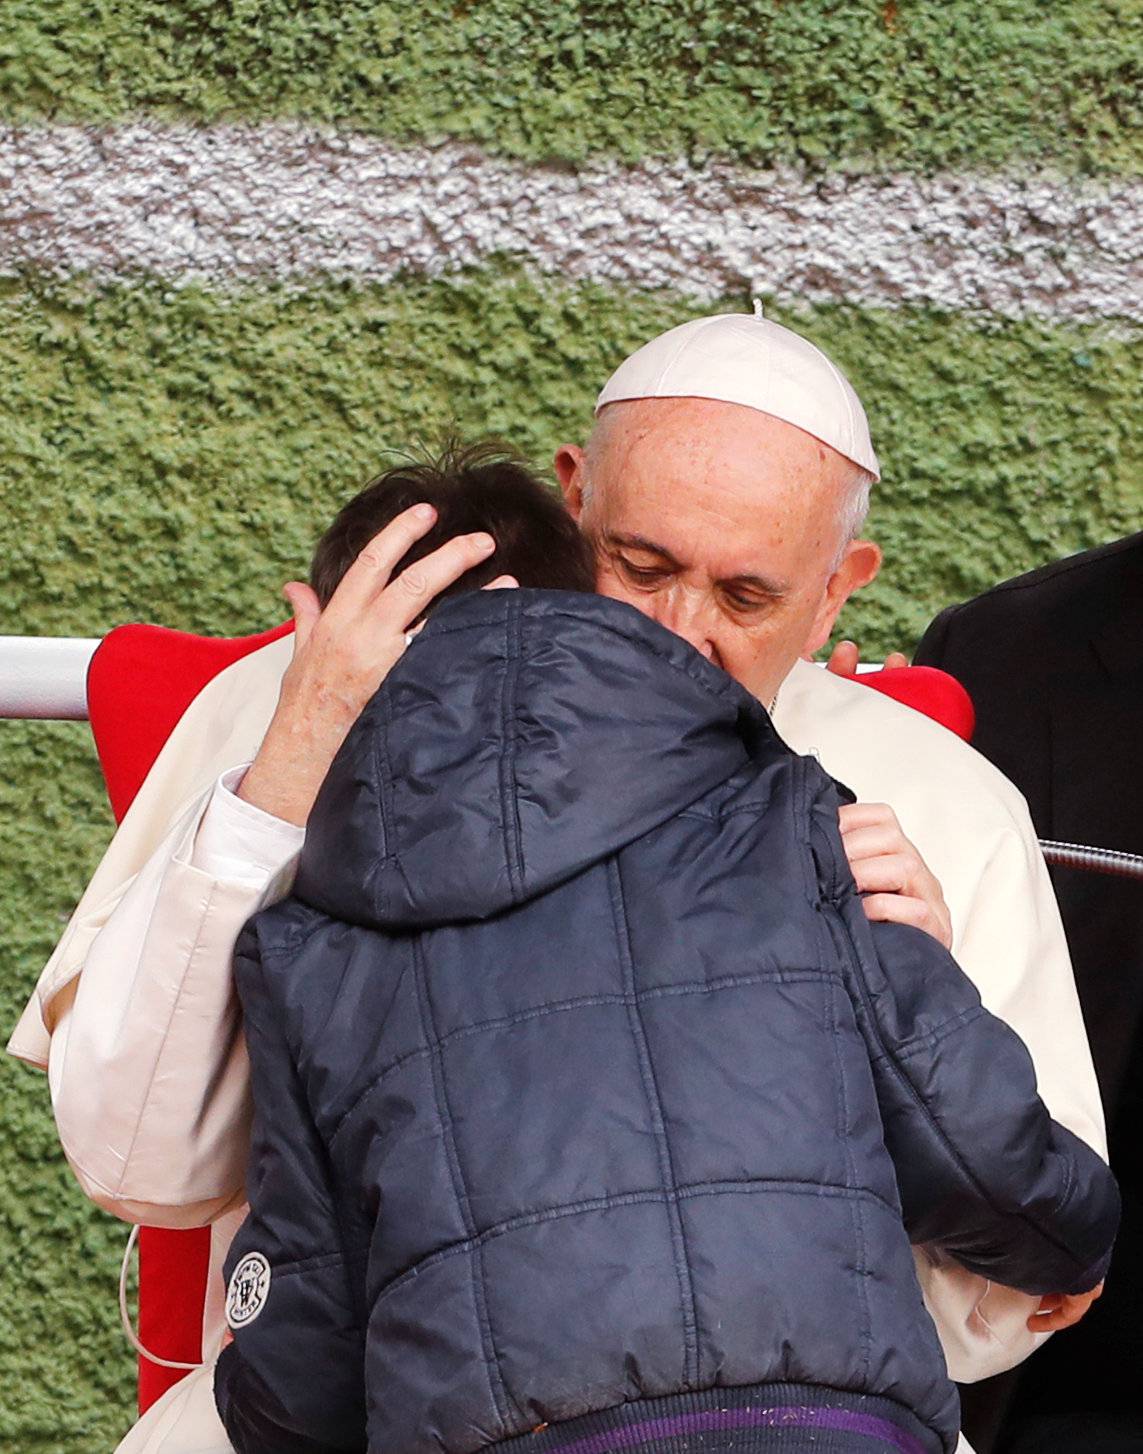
[554,444,586,518]
[804,539,882,656]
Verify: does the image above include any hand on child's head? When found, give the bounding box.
[1027,1281,1104,1333]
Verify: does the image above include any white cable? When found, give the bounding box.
[118,1224,205,1371]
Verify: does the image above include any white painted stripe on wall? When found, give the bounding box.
[1,123,1139,321]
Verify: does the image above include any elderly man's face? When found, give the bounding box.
[555,398,881,705]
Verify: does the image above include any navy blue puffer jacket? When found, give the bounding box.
[215,590,1118,1454]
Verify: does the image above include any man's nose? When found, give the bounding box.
[654,587,717,661]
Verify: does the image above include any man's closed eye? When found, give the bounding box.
[618,559,669,586]
[721,588,771,613]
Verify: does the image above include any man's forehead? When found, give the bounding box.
[592,397,845,492]
[598,460,793,544]
[597,397,754,457]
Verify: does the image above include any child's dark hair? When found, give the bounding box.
[310,440,595,611]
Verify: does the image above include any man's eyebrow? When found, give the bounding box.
[720,571,789,598]
[603,532,684,569]
[606,531,788,596]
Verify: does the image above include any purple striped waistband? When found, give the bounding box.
[542,1404,929,1454]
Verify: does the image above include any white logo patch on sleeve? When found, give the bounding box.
[226,1252,272,1329]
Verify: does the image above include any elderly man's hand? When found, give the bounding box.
[1028,1282,1104,1334]
[239,504,512,827]
[825,640,909,674]
[838,802,954,950]
[824,643,952,947]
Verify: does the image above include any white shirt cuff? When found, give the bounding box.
[190,764,306,888]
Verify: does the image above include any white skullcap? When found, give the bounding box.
[595,309,880,481]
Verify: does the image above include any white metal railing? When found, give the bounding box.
[3,634,1141,882]
[0,635,100,720]
[0,634,887,723]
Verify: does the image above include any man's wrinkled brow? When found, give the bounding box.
[604,531,790,598]
[604,532,683,568]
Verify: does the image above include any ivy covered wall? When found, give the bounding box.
[4,273,1139,648]
[2,0,1140,171]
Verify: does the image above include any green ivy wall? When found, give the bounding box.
[1,4,1141,1450]
[2,0,1140,171]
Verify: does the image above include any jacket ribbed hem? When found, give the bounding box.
[486,1385,943,1454]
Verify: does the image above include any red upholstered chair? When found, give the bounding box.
[836,664,975,743]
[82,625,972,1415]
[85,620,293,1413]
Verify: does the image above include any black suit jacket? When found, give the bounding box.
[915,532,1143,1444]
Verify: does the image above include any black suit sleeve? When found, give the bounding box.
[912,602,957,672]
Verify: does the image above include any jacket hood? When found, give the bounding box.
[294,590,779,927]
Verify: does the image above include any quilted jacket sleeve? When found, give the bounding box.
[809,787,1120,1298]
[214,919,367,1454]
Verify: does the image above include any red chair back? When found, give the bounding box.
[88,621,294,822]
[837,664,975,742]
[85,620,292,1412]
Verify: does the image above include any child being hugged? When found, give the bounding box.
[215,441,1117,1454]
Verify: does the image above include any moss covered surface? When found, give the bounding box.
[0,720,134,1452]
[3,268,1139,645]
[1,0,1141,173]
[1,265,1139,1448]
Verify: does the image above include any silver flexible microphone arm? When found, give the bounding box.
[1039,841,1143,882]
